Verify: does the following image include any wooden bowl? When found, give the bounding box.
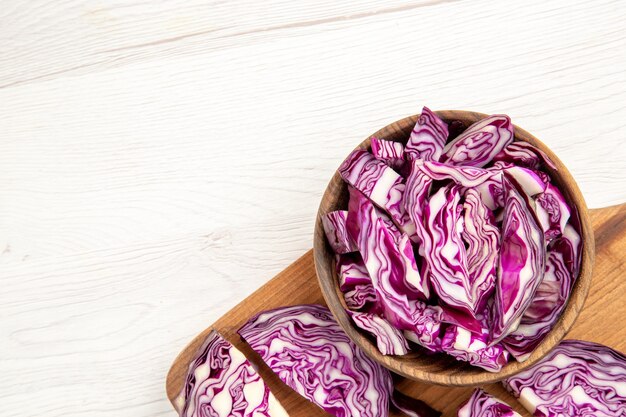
[313,110,595,386]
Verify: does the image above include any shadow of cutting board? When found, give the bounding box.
[166,204,625,417]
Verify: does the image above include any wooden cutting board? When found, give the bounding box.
[166,204,625,417]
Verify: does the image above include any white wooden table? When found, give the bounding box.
[1,1,625,416]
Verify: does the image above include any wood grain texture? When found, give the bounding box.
[167,204,625,417]
[314,110,594,386]
[1,0,625,416]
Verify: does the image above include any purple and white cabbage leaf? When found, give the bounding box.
[534,184,571,241]
[371,137,405,171]
[461,189,500,313]
[442,115,514,168]
[406,106,449,161]
[492,175,546,343]
[502,251,572,361]
[473,173,505,211]
[175,331,288,417]
[349,311,409,355]
[322,210,357,254]
[238,304,393,417]
[502,166,547,197]
[421,185,478,314]
[339,150,408,229]
[493,141,557,171]
[403,161,433,244]
[402,302,444,352]
[347,187,429,327]
[441,326,509,372]
[337,255,379,311]
[504,340,626,417]
[344,283,378,311]
[418,161,496,188]
[549,223,581,276]
[336,255,371,292]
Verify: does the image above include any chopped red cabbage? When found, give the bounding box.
[402,302,444,352]
[349,311,410,355]
[239,304,394,417]
[418,160,496,188]
[502,251,572,361]
[406,106,449,161]
[442,115,514,168]
[422,185,478,314]
[504,340,626,417]
[493,141,557,171]
[371,137,406,171]
[492,174,546,343]
[322,210,357,254]
[461,189,500,313]
[347,188,429,328]
[175,331,288,417]
[336,254,371,291]
[327,110,581,372]
[535,183,571,240]
[441,326,509,372]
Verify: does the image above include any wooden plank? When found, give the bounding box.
[166,204,626,417]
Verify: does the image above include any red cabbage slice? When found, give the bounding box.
[398,233,426,296]
[406,106,449,161]
[491,160,515,170]
[392,390,442,417]
[347,188,429,326]
[418,160,496,187]
[462,189,500,313]
[535,183,571,240]
[339,149,416,237]
[441,326,510,372]
[336,255,371,291]
[441,115,514,168]
[322,210,357,254]
[349,311,410,355]
[238,304,394,417]
[470,165,545,210]
[504,340,626,417]
[438,306,484,335]
[503,166,547,197]
[405,161,433,219]
[549,223,581,277]
[402,302,444,352]
[422,185,479,315]
[339,150,403,214]
[457,389,521,417]
[344,283,378,311]
[492,174,546,343]
[473,173,505,211]
[493,141,557,171]
[336,256,379,311]
[533,169,551,186]
[502,251,572,361]
[175,331,288,417]
[371,137,405,170]
[404,161,434,244]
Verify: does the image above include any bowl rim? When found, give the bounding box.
[313,110,595,386]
